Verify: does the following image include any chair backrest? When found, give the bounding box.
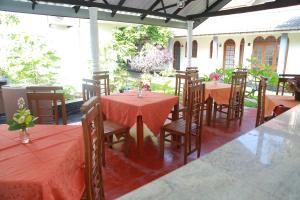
[186,69,199,80]
[27,92,67,125]
[93,74,110,96]
[175,74,191,106]
[185,83,205,135]
[186,67,198,70]
[93,71,109,76]
[26,86,63,93]
[229,71,247,115]
[276,74,300,96]
[273,105,290,117]
[82,79,100,102]
[81,96,105,200]
[256,77,267,127]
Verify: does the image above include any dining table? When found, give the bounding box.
[120,104,300,200]
[204,82,232,125]
[101,91,178,156]
[0,125,84,200]
[265,95,300,116]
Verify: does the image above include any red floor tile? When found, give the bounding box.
[102,108,257,199]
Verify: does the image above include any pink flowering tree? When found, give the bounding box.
[131,45,173,73]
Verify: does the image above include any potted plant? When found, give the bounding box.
[288,77,300,101]
[7,97,37,143]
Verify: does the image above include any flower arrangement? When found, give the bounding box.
[209,72,220,81]
[143,83,151,91]
[8,97,37,131]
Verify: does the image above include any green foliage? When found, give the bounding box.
[113,25,172,67]
[61,85,76,101]
[112,68,132,90]
[0,14,60,85]
[215,68,235,83]
[151,82,173,94]
[160,69,175,77]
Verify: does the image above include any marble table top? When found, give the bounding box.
[120,105,300,200]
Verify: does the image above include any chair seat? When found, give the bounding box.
[163,119,197,135]
[103,120,129,136]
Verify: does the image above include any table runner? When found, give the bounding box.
[101,91,178,135]
[0,125,84,200]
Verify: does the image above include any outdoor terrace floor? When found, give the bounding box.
[97,108,257,199]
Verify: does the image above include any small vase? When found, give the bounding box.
[19,128,30,144]
[137,89,143,98]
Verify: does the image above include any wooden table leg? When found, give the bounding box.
[172,103,179,121]
[136,115,144,156]
[206,97,213,126]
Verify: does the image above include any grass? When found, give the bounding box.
[244,98,257,108]
[151,82,174,95]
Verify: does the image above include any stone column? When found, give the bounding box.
[187,21,194,69]
[212,36,218,68]
[277,33,288,74]
[89,7,100,73]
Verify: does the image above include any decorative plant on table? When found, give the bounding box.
[288,77,300,101]
[209,72,220,83]
[7,97,37,143]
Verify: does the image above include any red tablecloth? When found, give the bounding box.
[0,125,84,200]
[101,91,178,135]
[265,95,300,116]
[205,82,232,105]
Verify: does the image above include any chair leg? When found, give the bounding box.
[124,130,130,157]
[160,128,165,159]
[197,132,201,158]
[213,102,217,126]
[239,107,244,126]
[184,134,188,164]
[108,135,113,148]
[226,107,231,128]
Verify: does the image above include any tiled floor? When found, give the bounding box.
[100,108,257,199]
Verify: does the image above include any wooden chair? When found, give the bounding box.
[256,77,268,127]
[81,97,105,200]
[27,92,67,125]
[161,82,205,164]
[93,74,110,96]
[26,86,63,93]
[213,71,247,127]
[80,96,130,166]
[170,74,192,120]
[276,74,300,96]
[186,69,199,80]
[93,71,109,76]
[82,79,100,101]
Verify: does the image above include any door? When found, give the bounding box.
[173,41,181,70]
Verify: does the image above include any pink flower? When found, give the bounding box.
[209,72,220,81]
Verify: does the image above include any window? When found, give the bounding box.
[239,39,245,65]
[223,39,235,68]
[192,40,198,58]
[210,40,213,58]
[252,36,279,71]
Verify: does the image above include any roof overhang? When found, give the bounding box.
[1,0,300,29]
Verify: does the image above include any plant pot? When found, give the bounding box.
[295,91,300,101]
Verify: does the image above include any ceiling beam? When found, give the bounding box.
[111,0,126,17]
[32,0,187,21]
[0,0,187,28]
[141,0,161,20]
[154,3,177,12]
[192,0,232,29]
[165,0,194,23]
[188,0,300,19]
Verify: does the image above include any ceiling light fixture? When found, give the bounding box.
[177,0,186,8]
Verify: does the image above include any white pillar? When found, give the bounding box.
[89,7,100,73]
[212,36,218,68]
[187,21,194,68]
[277,33,288,74]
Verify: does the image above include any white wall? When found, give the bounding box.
[173,31,300,76]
